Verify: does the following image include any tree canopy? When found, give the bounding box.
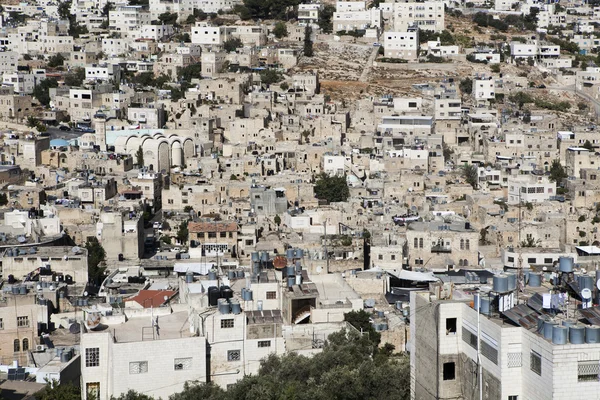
[33,78,59,107]
[462,164,478,189]
[314,173,350,203]
[85,236,106,285]
[549,159,567,185]
[105,328,409,400]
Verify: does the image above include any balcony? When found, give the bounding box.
[431,245,451,253]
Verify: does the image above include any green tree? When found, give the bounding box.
[0,192,8,206]
[169,328,408,400]
[549,159,567,184]
[259,69,283,85]
[135,146,144,167]
[47,53,65,68]
[314,173,350,203]
[27,116,39,128]
[157,11,178,25]
[169,381,225,400]
[176,221,189,244]
[304,26,314,57]
[58,1,71,20]
[344,309,381,346]
[85,237,106,285]
[273,21,288,38]
[318,4,336,33]
[459,77,473,95]
[33,78,59,107]
[36,381,81,400]
[64,68,86,87]
[111,390,155,400]
[178,63,202,82]
[223,37,243,52]
[583,140,594,151]
[462,164,478,189]
[274,214,281,226]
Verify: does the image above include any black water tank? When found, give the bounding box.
[221,286,233,300]
[65,275,73,284]
[7,275,15,284]
[118,254,124,261]
[208,287,219,306]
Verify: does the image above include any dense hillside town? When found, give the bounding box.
[0,0,600,398]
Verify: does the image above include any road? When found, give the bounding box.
[359,45,380,83]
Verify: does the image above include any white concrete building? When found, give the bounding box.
[80,310,207,400]
[383,29,419,60]
[389,1,445,32]
[410,274,600,400]
[507,174,556,204]
[473,76,495,102]
[298,4,320,24]
[333,8,382,31]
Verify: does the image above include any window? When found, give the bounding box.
[465,240,470,250]
[227,350,241,361]
[0,318,3,329]
[527,258,536,264]
[419,238,423,248]
[208,232,217,238]
[508,256,514,262]
[266,291,276,300]
[14,339,19,352]
[414,238,418,248]
[443,362,455,380]
[85,348,100,367]
[86,382,100,400]
[22,338,28,351]
[221,319,234,328]
[378,254,383,260]
[462,327,478,349]
[258,340,271,348]
[17,316,29,327]
[129,361,148,374]
[391,255,396,261]
[446,318,456,334]
[544,258,553,264]
[460,239,464,250]
[530,351,542,376]
[578,361,599,382]
[220,232,227,238]
[508,396,518,400]
[481,340,498,365]
[174,358,192,370]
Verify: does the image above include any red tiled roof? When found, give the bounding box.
[188,221,238,233]
[125,290,177,308]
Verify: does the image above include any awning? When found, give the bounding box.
[388,269,438,282]
[174,262,215,275]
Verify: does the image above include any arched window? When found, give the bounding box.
[14,339,20,352]
[460,239,465,250]
[419,238,423,248]
[414,238,418,248]
[464,259,469,267]
[22,338,29,351]
[465,239,470,250]
[458,259,464,267]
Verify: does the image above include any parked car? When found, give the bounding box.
[170,247,181,253]
[58,125,71,131]
[153,221,162,229]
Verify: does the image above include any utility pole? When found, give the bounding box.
[323,221,329,274]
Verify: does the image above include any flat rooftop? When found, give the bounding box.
[85,310,192,343]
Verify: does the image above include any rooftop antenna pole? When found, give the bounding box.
[477,294,482,400]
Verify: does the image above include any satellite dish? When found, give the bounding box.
[582,288,592,300]
[316,266,323,273]
[17,236,26,243]
[72,246,82,254]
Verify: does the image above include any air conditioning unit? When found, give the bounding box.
[36,345,46,351]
